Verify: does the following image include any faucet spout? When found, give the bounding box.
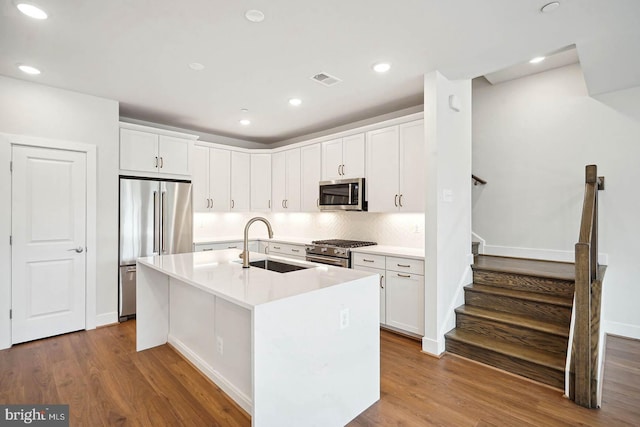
[241,217,274,268]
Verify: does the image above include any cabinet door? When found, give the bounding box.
[341,133,365,179]
[210,148,230,212]
[231,151,250,211]
[158,135,190,176]
[352,265,385,325]
[399,120,425,212]
[192,145,210,212]
[271,151,287,212]
[386,272,424,335]
[321,138,343,180]
[300,144,321,212]
[366,126,400,212]
[285,148,301,211]
[251,153,272,211]
[120,128,158,173]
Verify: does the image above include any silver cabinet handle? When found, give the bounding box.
[67,246,84,253]
[337,164,341,176]
[394,194,398,207]
[202,248,213,251]
[231,199,235,209]
[397,273,411,278]
[268,200,271,209]
[227,245,238,249]
[363,259,375,263]
[399,194,403,207]
[282,200,285,208]
[397,263,411,268]
[341,164,345,175]
[273,246,281,250]
[155,156,158,168]
[285,199,288,209]
[380,275,384,289]
[159,157,164,168]
[291,249,300,253]
[210,199,214,209]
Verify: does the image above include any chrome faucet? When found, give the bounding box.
[241,217,274,268]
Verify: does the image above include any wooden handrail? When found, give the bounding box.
[571,164,604,408]
[471,174,487,186]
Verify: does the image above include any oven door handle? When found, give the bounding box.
[306,254,348,267]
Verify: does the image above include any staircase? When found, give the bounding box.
[445,255,575,389]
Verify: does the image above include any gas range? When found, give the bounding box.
[305,239,377,268]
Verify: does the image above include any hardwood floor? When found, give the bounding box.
[1,322,638,426]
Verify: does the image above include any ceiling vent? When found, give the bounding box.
[311,72,342,87]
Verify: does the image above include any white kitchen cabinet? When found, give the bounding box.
[352,252,424,336]
[251,153,272,211]
[267,242,306,260]
[120,128,192,177]
[300,144,321,212]
[272,149,301,212]
[194,241,258,252]
[366,120,425,212]
[231,151,250,211]
[193,145,231,212]
[321,134,365,180]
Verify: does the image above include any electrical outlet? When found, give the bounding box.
[340,308,350,330]
[216,336,224,355]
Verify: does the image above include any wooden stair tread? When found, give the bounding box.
[445,329,565,371]
[473,255,575,281]
[455,305,568,337]
[465,283,573,307]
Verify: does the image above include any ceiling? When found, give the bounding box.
[1,1,639,144]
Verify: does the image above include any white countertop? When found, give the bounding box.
[350,245,425,259]
[137,249,376,310]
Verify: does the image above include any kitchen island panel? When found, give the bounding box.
[136,265,169,351]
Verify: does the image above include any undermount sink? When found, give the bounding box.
[249,259,310,273]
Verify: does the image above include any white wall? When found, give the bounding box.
[0,76,119,345]
[194,212,425,248]
[473,63,640,339]
[423,71,473,355]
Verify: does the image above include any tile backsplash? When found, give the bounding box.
[194,212,425,248]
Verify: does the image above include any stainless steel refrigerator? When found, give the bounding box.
[118,177,193,321]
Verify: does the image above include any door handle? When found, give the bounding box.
[67,246,84,253]
[161,191,166,252]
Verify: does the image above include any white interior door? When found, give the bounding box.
[11,145,87,344]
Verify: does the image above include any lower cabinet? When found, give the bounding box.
[352,252,424,336]
[194,241,258,252]
[265,242,306,260]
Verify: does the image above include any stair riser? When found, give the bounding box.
[473,270,574,297]
[456,313,568,356]
[445,338,564,389]
[465,290,572,326]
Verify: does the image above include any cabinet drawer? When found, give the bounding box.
[353,253,386,269]
[194,241,243,251]
[386,256,424,275]
[269,242,305,257]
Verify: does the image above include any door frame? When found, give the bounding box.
[0,133,97,349]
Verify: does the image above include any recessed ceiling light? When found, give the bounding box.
[16,3,47,20]
[188,62,205,71]
[529,56,546,64]
[240,108,249,113]
[288,98,302,106]
[541,2,560,13]
[245,9,265,23]
[18,64,41,75]
[239,119,251,126]
[373,62,391,73]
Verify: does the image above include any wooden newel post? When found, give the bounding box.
[574,242,592,407]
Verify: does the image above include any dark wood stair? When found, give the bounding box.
[445,255,575,389]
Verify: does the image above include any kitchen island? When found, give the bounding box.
[136,249,380,426]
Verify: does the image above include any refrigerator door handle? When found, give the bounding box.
[161,191,166,253]
[153,191,158,252]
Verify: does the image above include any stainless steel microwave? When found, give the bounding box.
[318,178,367,211]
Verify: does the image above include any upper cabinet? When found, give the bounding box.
[119,123,197,178]
[366,120,425,212]
[230,151,250,212]
[272,148,301,212]
[251,153,272,211]
[193,146,230,213]
[321,134,365,180]
[300,144,321,212]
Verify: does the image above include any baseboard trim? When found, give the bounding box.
[483,244,608,265]
[168,335,253,414]
[421,336,444,357]
[603,320,640,340]
[95,311,118,328]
